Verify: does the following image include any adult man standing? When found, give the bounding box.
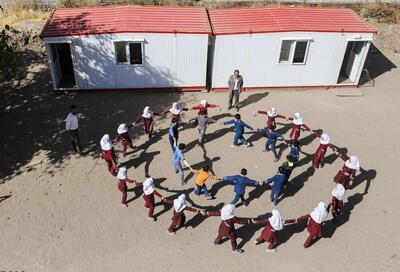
[64,105,82,154]
[228,69,243,111]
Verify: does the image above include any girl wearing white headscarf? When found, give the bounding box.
[330,183,346,218]
[167,102,188,123]
[113,123,133,157]
[191,99,220,116]
[288,112,311,145]
[164,194,200,235]
[253,209,296,252]
[134,106,162,139]
[297,201,330,248]
[255,106,286,131]
[100,134,118,175]
[312,133,336,169]
[116,167,137,207]
[204,204,251,254]
[334,154,360,189]
[135,177,165,221]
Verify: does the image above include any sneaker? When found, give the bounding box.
[230,145,238,148]
[120,204,128,208]
[166,230,175,236]
[232,248,244,254]
[254,240,260,245]
[243,201,249,207]
[245,143,251,148]
[148,217,155,221]
[266,248,277,253]
[206,196,213,200]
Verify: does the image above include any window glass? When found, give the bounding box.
[129,43,142,65]
[115,42,127,63]
[293,41,308,64]
[279,40,293,63]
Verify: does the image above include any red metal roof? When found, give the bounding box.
[208,7,377,35]
[41,5,212,37]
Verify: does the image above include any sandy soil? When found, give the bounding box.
[1,43,400,272]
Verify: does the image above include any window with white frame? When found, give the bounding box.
[114,41,143,65]
[278,40,310,64]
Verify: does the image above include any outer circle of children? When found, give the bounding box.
[92,100,361,254]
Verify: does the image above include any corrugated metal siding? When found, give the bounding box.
[211,32,374,88]
[43,33,208,89]
[209,7,376,35]
[41,6,212,37]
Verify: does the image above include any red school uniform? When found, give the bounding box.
[191,104,218,116]
[118,178,136,205]
[254,219,296,249]
[257,111,286,130]
[334,155,357,189]
[101,148,118,175]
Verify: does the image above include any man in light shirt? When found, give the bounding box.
[64,105,82,154]
[228,69,243,111]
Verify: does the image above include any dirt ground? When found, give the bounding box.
[1,24,400,272]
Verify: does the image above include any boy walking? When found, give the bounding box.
[264,167,286,206]
[191,165,222,199]
[64,105,82,154]
[168,119,179,151]
[223,114,253,148]
[261,128,284,161]
[224,168,260,206]
[172,143,192,186]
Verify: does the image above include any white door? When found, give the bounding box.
[347,41,366,82]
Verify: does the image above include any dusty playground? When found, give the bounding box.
[1,17,400,272]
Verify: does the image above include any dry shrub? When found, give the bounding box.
[357,4,400,24]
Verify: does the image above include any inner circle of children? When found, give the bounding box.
[65,91,360,255]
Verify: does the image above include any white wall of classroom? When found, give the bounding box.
[211,31,374,89]
[43,33,209,90]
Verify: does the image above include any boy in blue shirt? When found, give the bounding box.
[264,166,286,206]
[172,143,192,186]
[224,168,260,206]
[223,114,253,148]
[288,141,300,163]
[168,119,179,151]
[261,128,284,162]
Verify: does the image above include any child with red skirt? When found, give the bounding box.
[116,167,137,208]
[254,107,286,131]
[100,134,118,176]
[134,106,162,139]
[206,204,251,254]
[333,154,360,189]
[297,201,330,248]
[164,194,201,235]
[191,99,220,116]
[287,112,311,145]
[312,133,336,169]
[168,102,188,123]
[330,183,345,218]
[253,209,296,252]
[114,123,134,157]
[135,177,165,221]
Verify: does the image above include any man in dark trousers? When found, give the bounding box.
[64,105,82,154]
[228,69,243,111]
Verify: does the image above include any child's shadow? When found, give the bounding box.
[209,179,233,198]
[279,166,315,203]
[153,186,194,219]
[206,127,234,144]
[242,183,268,207]
[278,219,308,247]
[120,150,161,177]
[236,212,271,248]
[185,202,225,229]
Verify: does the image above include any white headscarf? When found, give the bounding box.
[221,204,235,221]
[143,177,155,195]
[117,123,128,134]
[320,133,331,145]
[267,107,278,117]
[269,209,284,231]
[100,134,112,151]
[345,155,360,171]
[331,183,346,201]
[310,201,328,224]
[173,194,187,213]
[200,99,207,106]
[117,167,127,180]
[293,112,304,125]
[169,103,181,115]
[142,106,153,119]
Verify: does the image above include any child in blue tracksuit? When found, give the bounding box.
[288,142,300,163]
[264,167,286,206]
[224,168,259,206]
[262,128,284,162]
[223,114,253,148]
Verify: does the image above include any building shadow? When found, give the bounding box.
[360,43,397,85]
